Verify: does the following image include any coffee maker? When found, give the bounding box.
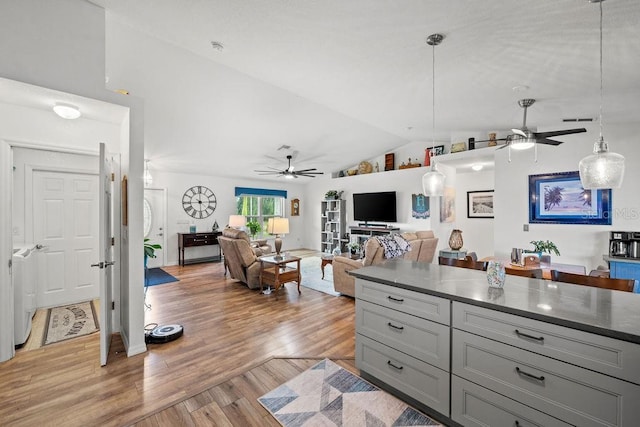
[609,231,640,258]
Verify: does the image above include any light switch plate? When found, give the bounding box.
[523,224,529,231]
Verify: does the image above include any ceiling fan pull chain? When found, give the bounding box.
[534,142,538,162]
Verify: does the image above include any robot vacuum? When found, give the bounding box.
[145,324,184,344]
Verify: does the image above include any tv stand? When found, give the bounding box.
[349,225,400,246]
[358,222,388,228]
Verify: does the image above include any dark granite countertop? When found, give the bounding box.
[350,258,640,345]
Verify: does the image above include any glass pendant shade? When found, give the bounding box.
[422,166,445,197]
[579,137,625,189]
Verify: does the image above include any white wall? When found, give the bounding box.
[455,170,495,259]
[149,170,308,265]
[0,0,146,357]
[494,122,640,271]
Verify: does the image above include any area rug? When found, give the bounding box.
[299,256,340,296]
[145,267,179,287]
[42,301,100,346]
[258,359,442,426]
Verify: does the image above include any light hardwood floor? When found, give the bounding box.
[0,252,355,426]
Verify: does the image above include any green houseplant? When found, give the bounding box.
[529,240,560,263]
[144,238,162,268]
[246,220,261,238]
[347,241,360,255]
[325,190,343,200]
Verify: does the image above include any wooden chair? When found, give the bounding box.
[439,256,487,271]
[550,270,634,292]
[505,267,543,279]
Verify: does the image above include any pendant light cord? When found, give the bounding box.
[598,0,603,139]
[432,42,436,148]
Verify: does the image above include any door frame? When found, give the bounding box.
[143,187,168,268]
[0,140,122,362]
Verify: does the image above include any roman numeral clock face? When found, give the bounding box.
[182,186,217,219]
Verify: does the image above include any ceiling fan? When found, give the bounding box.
[254,155,324,179]
[476,99,587,150]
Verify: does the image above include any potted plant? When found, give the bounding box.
[347,241,360,255]
[325,190,343,200]
[144,238,162,268]
[529,240,560,263]
[246,220,261,238]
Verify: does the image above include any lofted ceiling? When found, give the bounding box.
[40,1,640,180]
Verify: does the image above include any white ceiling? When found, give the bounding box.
[12,1,640,181]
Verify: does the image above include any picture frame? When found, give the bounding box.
[427,145,445,156]
[467,190,494,218]
[384,153,395,171]
[528,171,612,225]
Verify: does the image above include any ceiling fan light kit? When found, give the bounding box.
[579,0,625,189]
[422,33,446,197]
[254,154,323,178]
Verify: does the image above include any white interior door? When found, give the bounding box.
[98,143,113,366]
[143,188,166,269]
[0,141,14,362]
[33,170,99,307]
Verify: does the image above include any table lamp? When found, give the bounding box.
[267,217,289,257]
[228,215,246,229]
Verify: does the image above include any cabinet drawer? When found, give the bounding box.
[452,329,640,427]
[356,300,449,370]
[453,301,640,384]
[356,334,449,416]
[355,279,450,325]
[451,375,572,427]
[183,235,216,246]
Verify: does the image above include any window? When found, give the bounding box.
[236,195,285,238]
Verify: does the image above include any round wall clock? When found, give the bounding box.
[182,185,217,219]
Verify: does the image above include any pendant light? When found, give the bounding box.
[578,0,625,189]
[143,159,153,187]
[422,33,446,197]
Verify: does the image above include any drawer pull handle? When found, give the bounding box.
[387,296,404,303]
[387,322,404,331]
[515,329,544,342]
[387,360,403,370]
[516,367,545,382]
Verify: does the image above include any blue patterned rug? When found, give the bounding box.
[258,359,442,426]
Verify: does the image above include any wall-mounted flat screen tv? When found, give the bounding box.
[353,191,397,224]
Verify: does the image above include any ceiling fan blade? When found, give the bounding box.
[473,137,509,143]
[534,128,586,139]
[496,144,510,150]
[295,168,318,173]
[512,128,527,137]
[536,138,564,146]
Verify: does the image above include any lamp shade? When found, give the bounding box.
[579,137,625,189]
[228,215,246,228]
[422,167,445,197]
[267,217,289,235]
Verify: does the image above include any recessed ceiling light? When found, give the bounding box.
[210,41,224,51]
[53,102,81,119]
[512,85,530,92]
[471,164,483,171]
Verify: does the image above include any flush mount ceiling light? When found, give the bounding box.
[421,33,446,198]
[53,102,81,119]
[579,0,625,189]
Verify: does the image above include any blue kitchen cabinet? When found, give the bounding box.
[609,260,640,293]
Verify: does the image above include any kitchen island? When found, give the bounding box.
[351,258,640,426]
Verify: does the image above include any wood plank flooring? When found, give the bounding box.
[0,251,355,426]
[132,358,357,426]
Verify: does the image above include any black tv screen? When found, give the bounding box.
[353,191,397,223]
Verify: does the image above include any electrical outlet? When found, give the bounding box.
[523,224,529,231]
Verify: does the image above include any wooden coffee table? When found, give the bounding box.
[259,254,302,294]
[320,253,360,279]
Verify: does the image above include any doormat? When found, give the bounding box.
[42,301,99,346]
[258,359,442,426]
[145,267,179,287]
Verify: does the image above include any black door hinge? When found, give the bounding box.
[112,301,115,310]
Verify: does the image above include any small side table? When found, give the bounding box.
[439,249,467,259]
[320,253,360,279]
[259,254,302,295]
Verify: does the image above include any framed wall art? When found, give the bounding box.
[411,193,430,219]
[467,190,494,218]
[528,171,612,225]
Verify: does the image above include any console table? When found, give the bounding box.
[349,225,400,246]
[177,232,222,266]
